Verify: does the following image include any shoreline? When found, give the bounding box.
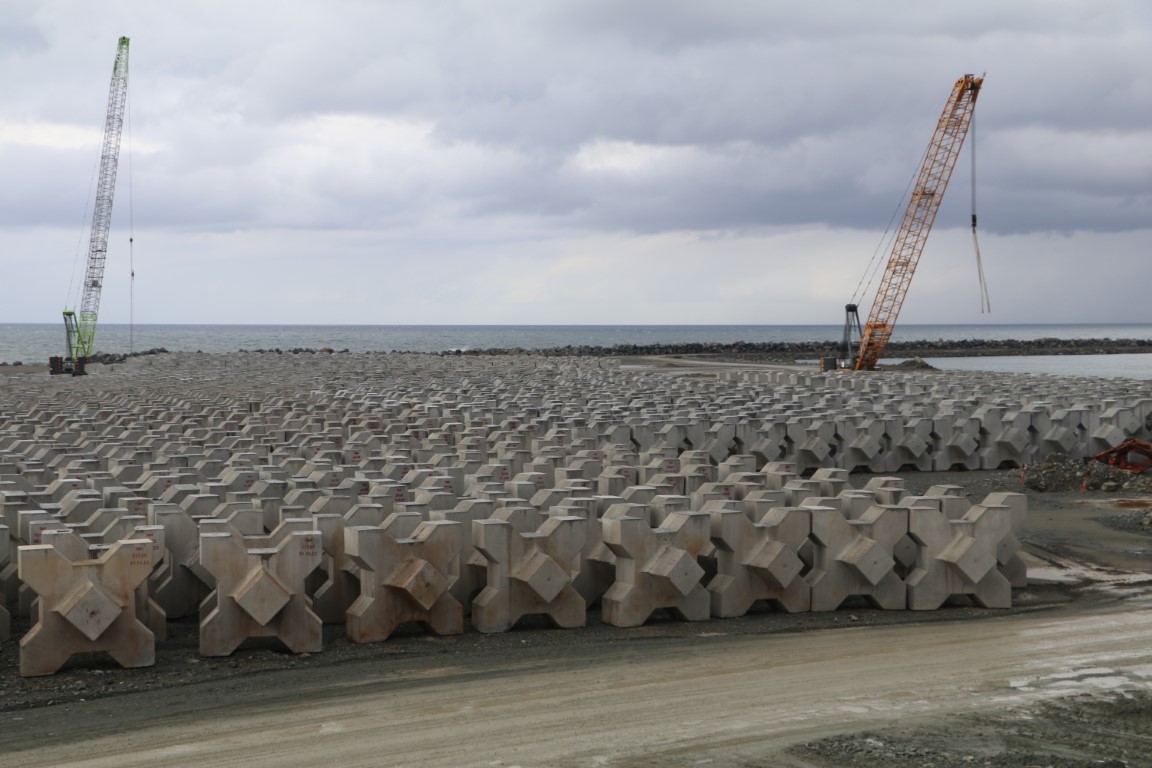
[446,337,1152,360]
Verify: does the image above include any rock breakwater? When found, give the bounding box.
[446,337,1152,361]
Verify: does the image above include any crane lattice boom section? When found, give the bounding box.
[69,36,130,361]
[855,74,982,371]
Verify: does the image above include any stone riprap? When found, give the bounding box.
[1,350,1148,674]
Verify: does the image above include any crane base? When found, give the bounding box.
[49,356,87,376]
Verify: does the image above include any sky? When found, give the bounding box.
[1,0,1150,326]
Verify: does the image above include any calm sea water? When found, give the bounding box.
[2,323,1150,379]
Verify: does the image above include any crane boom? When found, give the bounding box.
[58,36,130,375]
[854,74,982,371]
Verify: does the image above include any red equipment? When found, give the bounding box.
[1092,439,1152,474]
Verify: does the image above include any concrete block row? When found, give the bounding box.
[7,472,1024,675]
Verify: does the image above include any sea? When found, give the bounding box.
[2,322,1151,380]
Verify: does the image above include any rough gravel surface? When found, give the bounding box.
[793,691,1152,767]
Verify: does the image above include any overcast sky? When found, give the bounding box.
[1,0,1149,326]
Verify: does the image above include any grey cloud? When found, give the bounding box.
[3,0,1151,242]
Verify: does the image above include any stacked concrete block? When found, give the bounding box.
[430,500,494,611]
[601,510,711,627]
[708,509,807,617]
[761,462,799,490]
[806,505,908,611]
[905,485,973,520]
[344,520,463,643]
[472,515,585,633]
[557,502,618,607]
[861,477,906,505]
[837,418,887,473]
[969,493,1028,589]
[932,417,982,471]
[787,418,836,475]
[18,533,157,676]
[888,417,935,472]
[199,528,324,656]
[904,505,1012,610]
[306,512,361,624]
[149,506,212,619]
[1042,406,1090,457]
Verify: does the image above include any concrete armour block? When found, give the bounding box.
[345,520,463,643]
[0,523,9,641]
[472,516,586,633]
[601,511,710,627]
[18,535,156,676]
[708,509,808,617]
[783,479,822,506]
[199,529,324,656]
[430,505,492,613]
[149,509,212,619]
[905,507,1011,610]
[889,419,934,472]
[933,418,981,471]
[308,513,360,624]
[965,498,1026,589]
[555,504,616,607]
[806,505,907,611]
[862,477,905,505]
[761,463,798,490]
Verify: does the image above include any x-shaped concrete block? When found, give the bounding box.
[708,509,808,617]
[345,520,462,643]
[18,534,156,676]
[199,528,324,656]
[601,510,710,627]
[806,505,907,611]
[905,506,1011,610]
[472,515,586,633]
[976,492,1027,587]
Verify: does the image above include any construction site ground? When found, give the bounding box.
[1,359,1151,767]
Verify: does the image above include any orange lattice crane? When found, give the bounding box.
[847,74,983,371]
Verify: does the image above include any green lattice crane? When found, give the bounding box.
[52,37,130,376]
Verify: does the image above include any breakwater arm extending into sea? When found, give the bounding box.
[46,336,1148,367]
[447,337,1152,360]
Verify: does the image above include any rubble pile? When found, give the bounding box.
[1021,453,1152,494]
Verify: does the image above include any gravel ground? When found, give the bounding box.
[791,691,1152,767]
[3,465,1151,766]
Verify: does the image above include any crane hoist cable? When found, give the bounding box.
[67,156,101,310]
[127,81,136,355]
[970,112,991,313]
[850,162,920,310]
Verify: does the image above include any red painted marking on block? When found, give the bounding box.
[130,545,152,566]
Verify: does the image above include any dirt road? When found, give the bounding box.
[4,576,1151,768]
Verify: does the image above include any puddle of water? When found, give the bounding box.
[1111,499,1152,509]
[1028,566,1081,584]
